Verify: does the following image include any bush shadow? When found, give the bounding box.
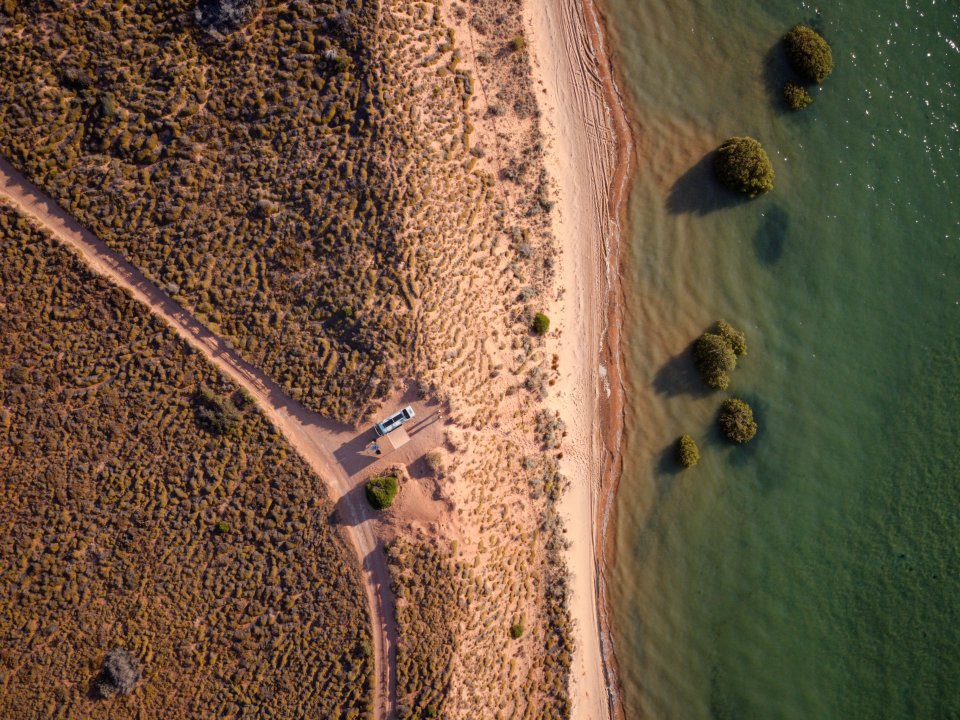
[329,482,374,527]
[656,441,683,476]
[665,152,749,215]
[762,42,795,113]
[652,341,712,398]
[405,454,436,481]
[754,205,788,266]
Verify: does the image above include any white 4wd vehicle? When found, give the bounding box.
[374,406,415,436]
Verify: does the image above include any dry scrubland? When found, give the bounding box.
[0,0,574,716]
[0,0,551,425]
[0,206,372,718]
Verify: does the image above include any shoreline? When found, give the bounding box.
[525,0,634,717]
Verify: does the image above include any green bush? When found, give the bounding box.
[214,520,231,534]
[783,81,813,111]
[693,332,736,390]
[676,434,700,468]
[713,137,774,197]
[365,474,399,510]
[783,25,834,84]
[715,319,747,357]
[718,398,758,443]
[509,35,526,52]
[532,312,550,335]
[510,621,525,639]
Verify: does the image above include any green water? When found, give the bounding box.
[605,1,959,718]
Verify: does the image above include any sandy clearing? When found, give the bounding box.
[525,0,633,718]
[0,156,424,720]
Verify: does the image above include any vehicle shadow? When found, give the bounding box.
[333,429,381,478]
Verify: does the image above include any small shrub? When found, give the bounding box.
[233,387,255,410]
[5,365,27,384]
[509,35,526,52]
[535,409,566,449]
[424,451,444,475]
[194,0,262,35]
[718,398,758,443]
[214,520,231,534]
[192,385,241,436]
[676,435,700,468]
[783,81,813,111]
[713,137,774,197]
[532,312,550,335]
[97,92,118,121]
[693,332,736,390]
[783,25,834,84]
[510,621,524,639]
[365,474,399,510]
[95,649,140,698]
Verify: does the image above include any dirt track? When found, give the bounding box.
[0,157,400,720]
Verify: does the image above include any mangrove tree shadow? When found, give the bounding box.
[762,41,796,113]
[657,441,684,476]
[333,429,380,477]
[652,342,711,398]
[754,205,788,266]
[666,152,747,215]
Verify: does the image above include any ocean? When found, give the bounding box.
[603,0,960,718]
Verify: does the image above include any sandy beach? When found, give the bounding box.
[525,0,634,717]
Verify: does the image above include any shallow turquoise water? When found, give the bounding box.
[605,1,959,718]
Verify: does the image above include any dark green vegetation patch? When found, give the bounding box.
[192,384,242,435]
[714,137,774,197]
[532,312,551,335]
[365,473,399,510]
[718,398,758,443]
[784,25,834,84]
[0,207,372,718]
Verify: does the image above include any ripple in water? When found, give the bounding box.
[605,0,960,718]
